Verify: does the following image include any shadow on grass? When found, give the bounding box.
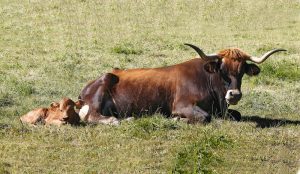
[241,115,300,128]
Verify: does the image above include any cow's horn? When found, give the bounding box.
[249,49,286,64]
[184,43,219,61]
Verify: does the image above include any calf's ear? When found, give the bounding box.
[204,62,219,73]
[75,99,85,109]
[50,102,59,108]
[245,63,260,76]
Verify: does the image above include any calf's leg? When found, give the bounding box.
[20,108,47,125]
[45,119,65,126]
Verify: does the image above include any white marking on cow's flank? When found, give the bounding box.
[79,105,89,121]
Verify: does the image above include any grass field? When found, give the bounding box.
[0,0,300,173]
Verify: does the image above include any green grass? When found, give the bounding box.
[0,0,300,173]
[112,43,143,55]
[172,133,233,174]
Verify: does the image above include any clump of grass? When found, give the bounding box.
[111,43,143,55]
[122,116,181,139]
[249,60,300,85]
[0,93,14,107]
[242,91,273,110]
[172,134,233,174]
[256,44,280,53]
[0,162,11,174]
[0,123,30,137]
[4,77,35,97]
[259,60,300,81]
[14,82,35,96]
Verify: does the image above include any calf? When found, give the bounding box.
[20,98,81,126]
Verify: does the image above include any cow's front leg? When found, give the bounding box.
[172,105,211,124]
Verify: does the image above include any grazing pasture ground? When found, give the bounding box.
[0,0,299,173]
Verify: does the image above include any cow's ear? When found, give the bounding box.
[204,62,219,73]
[245,63,260,76]
[50,102,59,108]
[75,99,85,109]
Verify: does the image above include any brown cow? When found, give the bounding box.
[20,97,81,126]
[77,44,286,124]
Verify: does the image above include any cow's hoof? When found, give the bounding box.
[172,116,189,123]
[172,117,180,121]
[227,109,241,121]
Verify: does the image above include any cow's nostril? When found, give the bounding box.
[229,91,233,96]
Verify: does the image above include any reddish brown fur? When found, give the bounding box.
[78,47,279,124]
[218,48,250,61]
[79,58,222,123]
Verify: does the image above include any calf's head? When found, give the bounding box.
[48,97,81,125]
[185,43,286,105]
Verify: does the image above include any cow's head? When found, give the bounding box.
[49,98,81,125]
[185,43,286,105]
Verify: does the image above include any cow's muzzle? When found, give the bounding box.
[225,89,242,105]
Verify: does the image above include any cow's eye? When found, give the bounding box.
[222,77,231,88]
[220,70,231,84]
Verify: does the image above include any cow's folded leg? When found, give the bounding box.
[98,116,119,125]
[122,117,135,122]
[172,105,211,124]
[87,113,119,125]
[227,109,241,121]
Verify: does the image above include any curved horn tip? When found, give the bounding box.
[268,48,287,54]
[249,48,287,64]
[277,48,287,52]
[183,43,204,51]
[184,43,200,48]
